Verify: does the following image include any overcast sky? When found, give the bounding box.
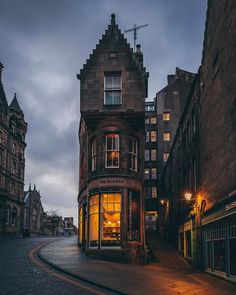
[0,0,207,224]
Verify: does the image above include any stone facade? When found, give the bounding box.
[0,63,27,236]
[23,184,44,236]
[77,14,148,263]
[161,0,236,280]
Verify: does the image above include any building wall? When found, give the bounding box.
[0,65,27,236]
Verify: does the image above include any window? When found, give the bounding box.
[0,131,3,144]
[5,206,10,225]
[145,150,149,161]
[163,153,169,162]
[12,143,16,154]
[104,73,121,105]
[91,139,96,171]
[150,117,156,124]
[151,168,157,179]
[163,132,170,141]
[12,160,16,175]
[145,118,149,124]
[151,149,156,161]
[146,131,149,142]
[151,131,157,142]
[145,169,149,180]
[163,112,170,121]
[11,207,17,226]
[151,187,157,198]
[105,134,119,168]
[130,138,137,171]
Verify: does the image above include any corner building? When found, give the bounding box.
[77,14,148,261]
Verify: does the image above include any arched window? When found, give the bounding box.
[11,207,17,226]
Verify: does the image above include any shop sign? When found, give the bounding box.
[99,179,124,184]
[226,201,236,212]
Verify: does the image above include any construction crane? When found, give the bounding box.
[124,23,149,50]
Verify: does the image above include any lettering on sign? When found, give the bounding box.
[99,179,124,184]
[226,201,236,212]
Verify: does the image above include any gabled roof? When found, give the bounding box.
[9,93,23,114]
[0,63,8,108]
[79,14,148,78]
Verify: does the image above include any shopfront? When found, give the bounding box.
[202,195,236,281]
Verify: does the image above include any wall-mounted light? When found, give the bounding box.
[184,192,192,201]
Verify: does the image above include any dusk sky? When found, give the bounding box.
[0,0,207,224]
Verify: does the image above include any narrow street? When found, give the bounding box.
[1,235,236,295]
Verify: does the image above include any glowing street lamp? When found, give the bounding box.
[184,192,192,202]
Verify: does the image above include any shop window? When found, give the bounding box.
[229,238,236,276]
[89,194,99,247]
[185,230,192,258]
[105,134,119,168]
[163,132,170,141]
[151,149,156,161]
[214,240,226,272]
[151,131,156,142]
[163,112,170,121]
[129,138,137,171]
[104,73,121,105]
[101,193,121,247]
[91,139,96,171]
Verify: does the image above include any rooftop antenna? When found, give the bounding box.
[124,23,149,50]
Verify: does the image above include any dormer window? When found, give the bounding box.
[104,73,121,105]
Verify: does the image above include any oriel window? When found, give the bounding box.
[130,138,137,171]
[105,134,119,168]
[104,73,121,105]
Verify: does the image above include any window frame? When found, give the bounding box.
[91,138,97,172]
[163,111,171,121]
[129,138,138,171]
[104,73,122,105]
[163,132,171,142]
[105,134,120,168]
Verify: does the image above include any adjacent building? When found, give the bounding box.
[77,14,148,262]
[144,101,158,230]
[23,184,44,236]
[0,63,27,236]
[161,0,236,282]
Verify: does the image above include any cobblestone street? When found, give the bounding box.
[1,236,236,295]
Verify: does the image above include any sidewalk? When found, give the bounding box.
[38,236,236,295]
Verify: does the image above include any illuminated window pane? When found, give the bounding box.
[163,132,171,141]
[106,134,119,168]
[163,153,169,162]
[150,117,156,124]
[151,168,157,179]
[151,149,156,161]
[151,131,157,142]
[163,112,170,121]
[151,187,157,198]
[145,169,149,180]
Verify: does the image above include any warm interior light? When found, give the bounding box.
[184,192,192,201]
[160,199,165,205]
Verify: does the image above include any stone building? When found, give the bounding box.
[144,101,158,230]
[162,0,236,281]
[23,184,44,236]
[77,14,148,262]
[0,63,27,236]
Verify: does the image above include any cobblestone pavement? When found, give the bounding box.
[0,237,102,295]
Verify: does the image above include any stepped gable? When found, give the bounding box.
[0,62,8,108]
[78,14,148,79]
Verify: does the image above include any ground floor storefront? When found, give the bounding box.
[78,177,145,262]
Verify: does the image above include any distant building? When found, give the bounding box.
[0,63,27,236]
[23,184,44,236]
[64,217,75,235]
[77,14,148,262]
[43,211,64,236]
[144,101,158,230]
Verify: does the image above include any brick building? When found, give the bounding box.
[0,63,27,236]
[77,14,148,262]
[162,0,236,281]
